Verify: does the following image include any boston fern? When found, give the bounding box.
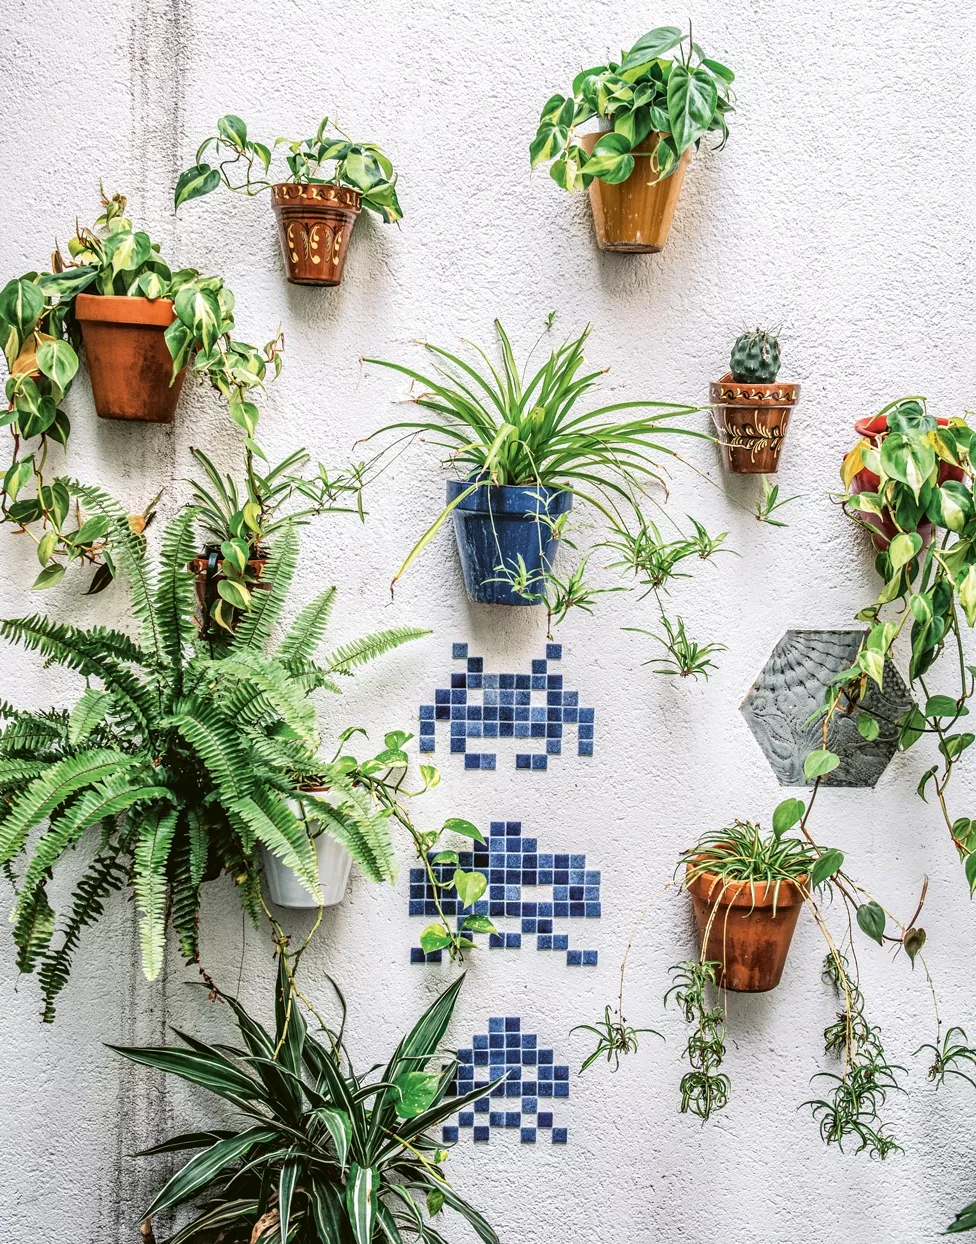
[114,964,498,1244]
[0,486,426,1020]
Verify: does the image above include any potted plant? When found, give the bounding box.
[363,318,705,605]
[530,26,734,252]
[113,966,500,1244]
[174,115,402,286]
[710,330,799,474]
[0,487,428,1019]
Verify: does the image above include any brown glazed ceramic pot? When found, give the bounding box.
[271,183,362,285]
[75,293,185,423]
[686,862,805,992]
[580,131,692,253]
[709,374,800,474]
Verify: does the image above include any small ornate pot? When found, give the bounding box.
[270,183,362,286]
[710,373,800,474]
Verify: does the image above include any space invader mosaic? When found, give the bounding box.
[417,642,595,772]
[409,820,600,965]
[441,1017,570,1146]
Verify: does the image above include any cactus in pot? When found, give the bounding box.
[730,330,781,385]
[710,329,798,474]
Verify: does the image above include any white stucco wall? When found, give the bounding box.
[2,1,976,1241]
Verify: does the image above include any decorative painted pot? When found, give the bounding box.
[709,374,799,474]
[187,549,268,626]
[75,293,186,423]
[686,861,805,992]
[446,479,573,606]
[261,792,352,909]
[848,413,964,551]
[271,183,361,286]
[580,131,692,253]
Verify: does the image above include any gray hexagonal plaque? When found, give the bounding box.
[740,629,915,787]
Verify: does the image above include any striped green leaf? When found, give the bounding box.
[346,1163,379,1244]
[140,1127,278,1218]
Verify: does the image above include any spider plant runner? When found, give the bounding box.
[364,317,707,607]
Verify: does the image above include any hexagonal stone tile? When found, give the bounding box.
[740,629,915,787]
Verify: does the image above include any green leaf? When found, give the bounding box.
[880,431,935,499]
[35,339,79,389]
[174,284,222,353]
[810,848,844,889]
[134,808,179,979]
[443,817,484,843]
[106,229,151,276]
[917,766,938,801]
[174,163,221,209]
[620,26,684,71]
[958,564,976,627]
[453,869,487,909]
[346,1163,380,1244]
[856,900,886,945]
[926,694,960,718]
[903,926,926,966]
[460,914,496,934]
[216,578,251,611]
[771,797,805,837]
[857,713,880,741]
[392,1070,441,1117]
[138,1127,278,1219]
[888,531,921,571]
[427,1187,445,1217]
[431,851,459,864]
[217,114,248,147]
[966,852,976,896]
[938,480,972,532]
[0,277,43,336]
[581,132,635,184]
[37,531,57,566]
[310,1106,352,1168]
[68,687,112,745]
[667,63,718,152]
[419,924,452,954]
[941,733,975,761]
[899,706,927,751]
[30,563,65,591]
[803,749,840,781]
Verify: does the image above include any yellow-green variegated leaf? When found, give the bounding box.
[173,285,222,354]
[174,163,221,209]
[958,564,976,627]
[107,229,152,276]
[35,338,79,390]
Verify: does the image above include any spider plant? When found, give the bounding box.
[665,960,729,1119]
[625,616,727,679]
[116,963,499,1244]
[571,1005,660,1073]
[363,318,706,589]
[682,818,822,890]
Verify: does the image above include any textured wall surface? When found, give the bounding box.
[1,1,976,1242]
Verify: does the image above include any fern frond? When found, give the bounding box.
[38,840,128,1022]
[71,484,162,663]
[133,808,179,980]
[164,700,252,804]
[228,789,321,903]
[299,789,398,884]
[230,521,298,653]
[0,760,46,789]
[153,506,201,687]
[278,587,337,662]
[0,750,137,865]
[68,689,113,745]
[280,657,343,697]
[12,883,55,974]
[322,627,429,677]
[170,829,201,964]
[198,651,318,747]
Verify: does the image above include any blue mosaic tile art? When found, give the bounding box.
[418,643,595,772]
[441,1017,570,1146]
[409,820,600,965]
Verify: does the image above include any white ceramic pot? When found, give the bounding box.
[261,817,352,909]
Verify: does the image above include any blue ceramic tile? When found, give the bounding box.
[452,643,469,659]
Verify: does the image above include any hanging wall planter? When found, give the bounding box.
[686,861,805,992]
[271,184,362,286]
[75,293,186,423]
[710,330,798,474]
[530,26,734,254]
[446,479,573,605]
[580,132,692,252]
[261,793,353,909]
[175,114,402,288]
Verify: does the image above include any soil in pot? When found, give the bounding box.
[75,293,186,423]
[709,375,800,474]
[686,861,805,992]
[271,183,361,286]
[580,131,692,253]
[446,479,573,606]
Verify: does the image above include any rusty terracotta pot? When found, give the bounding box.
[709,374,800,474]
[75,293,186,423]
[188,550,268,629]
[580,131,692,253]
[686,861,806,992]
[271,183,361,286]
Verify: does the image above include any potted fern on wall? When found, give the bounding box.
[0,487,426,1019]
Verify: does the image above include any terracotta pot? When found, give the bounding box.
[709,374,799,474]
[188,551,269,626]
[75,294,186,423]
[580,131,692,253]
[271,183,361,285]
[686,861,805,992]
[848,413,964,551]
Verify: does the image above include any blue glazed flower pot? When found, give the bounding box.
[446,479,574,605]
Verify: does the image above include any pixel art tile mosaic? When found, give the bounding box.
[418,643,595,771]
[409,820,600,965]
[441,1017,569,1146]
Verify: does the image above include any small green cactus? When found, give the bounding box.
[730,330,781,384]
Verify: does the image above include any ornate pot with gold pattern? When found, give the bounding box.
[709,374,799,474]
[270,183,361,286]
[580,131,692,253]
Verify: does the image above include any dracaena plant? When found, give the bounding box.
[576,754,951,1158]
[835,398,976,885]
[175,114,403,222]
[0,486,427,1020]
[0,188,282,593]
[114,965,498,1244]
[530,25,734,193]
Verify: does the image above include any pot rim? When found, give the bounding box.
[685,858,806,909]
[271,181,362,212]
[854,412,952,440]
[75,292,176,327]
[710,373,799,406]
[446,476,574,516]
